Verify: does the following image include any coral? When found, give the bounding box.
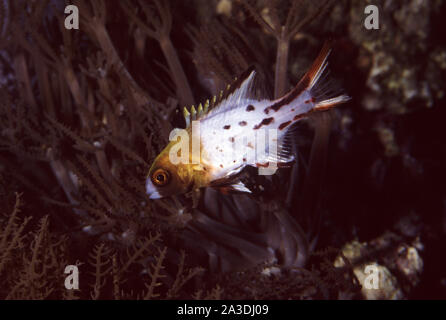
[333,233,424,299]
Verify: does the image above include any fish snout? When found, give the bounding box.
[146,179,162,199]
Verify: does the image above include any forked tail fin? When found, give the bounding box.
[305,41,351,111]
[288,41,350,112]
[264,42,350,116]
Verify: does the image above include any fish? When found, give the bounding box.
[146,42,351,199]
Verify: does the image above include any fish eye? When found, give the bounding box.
[152,169,170,186]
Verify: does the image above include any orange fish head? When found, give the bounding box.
[145,146,195,199]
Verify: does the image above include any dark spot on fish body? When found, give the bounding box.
[262,117,274,125]
[279,121,291,130]
[253,117,274,130]
[265,79,309,114]
[220,164,223,168]
[246,105,255,112]
[239,121,247,126]
[304,97,316,104]
[263,117,274,125]
[229,137,235,143]
[243,158,246,162]
[293,108,315,121]
[223,125,231,129]
[294,114,305,121]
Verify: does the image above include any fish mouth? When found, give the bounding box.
[146,179,162,199]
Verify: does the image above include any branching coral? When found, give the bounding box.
[120,0,194,106]
[0,193,31,276]
[0,206,67,299]
[0,192,202,299]
[239,0,333,98]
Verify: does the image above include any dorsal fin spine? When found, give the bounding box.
[183,107,191,127]
[204,99,209,113]
[190,105,197,120]
[182,67,256,127]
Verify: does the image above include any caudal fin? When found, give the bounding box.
[299,41,351,111]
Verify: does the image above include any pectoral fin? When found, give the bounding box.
[213,180,251,195]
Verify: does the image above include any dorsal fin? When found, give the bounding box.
[217,65,256,105]
[183,66,257,127]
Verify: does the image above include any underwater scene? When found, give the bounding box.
[0,0,445,300]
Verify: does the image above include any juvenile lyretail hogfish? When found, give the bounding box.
[146,43,351,199]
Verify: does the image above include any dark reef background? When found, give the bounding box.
[0,0,445,299]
